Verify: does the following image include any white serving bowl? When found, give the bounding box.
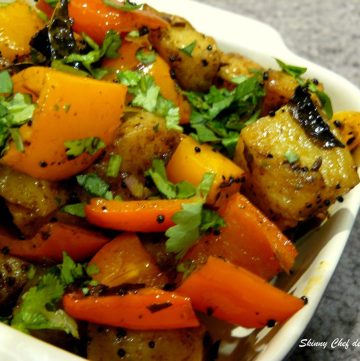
[1,0,360,360]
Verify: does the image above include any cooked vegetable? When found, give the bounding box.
[166,136,245,205]
[217,52,263,84]
[234,104,359,229]
[30,0,77,61]
[89,233,167,287]
[85,197,201,232]
[177,256,304,328]
[68,0,169,44]
[1,68,127,180]
[87,324,206,361]
[0,165,66,236]
[0,253,30,313]
[332,111,360,152]
[0,222,109,262]
[114,110,179,176]
[63,288,200,329]
[11,253,90,337]
[149,13,221,92]
[0,0,44,65]
[184,192,297,280]
[289,86,343,148]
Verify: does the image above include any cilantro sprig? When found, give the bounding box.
[275,58,333,119]
[165,173,225,259]
[117,70,181,131]
[59,30,121,79]
[0,71,36,156]
[185,75,265,156]
[146,159,197,199]
[11,253,96,338]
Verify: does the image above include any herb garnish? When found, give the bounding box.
[64,136,106,158]
[103,0,143,11]
[179,41,197,57]
[0,73,36,156]
[62,203,86,218]
[63,30,121,79]
[136,48,157,65]
[117,70,181,131]
[76,173,114,199]
[106,154,122,178]
[11,253,94,338]
[145,159,197,199]
[276,58,333,119]
[185,75,264,156]
[165,173,225,258]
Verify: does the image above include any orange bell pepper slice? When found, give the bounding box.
[177,256,304,328]
[85,197,200,232]
[166,136,245,205]
[184,192,297,279]
[89,233,167,287]
[1,67,127,181]
[0,222,109,263]
[68,0,169,44]
[63,288,200,330]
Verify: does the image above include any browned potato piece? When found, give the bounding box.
[234,105,359,229]
[0,165,67,236]
[87,324,205,361]
[88,110,180,200]
[261,70,324,116]
[261,70,299,115]
[332,111,360,152]
[149,15,220,92]
[217,52,263,84]
[0,253,30,313]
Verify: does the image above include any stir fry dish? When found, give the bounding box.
[0,0,359,359]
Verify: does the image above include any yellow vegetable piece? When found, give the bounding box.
[166,136,245,205]
[0,0,44,62]
[1,67,127,180]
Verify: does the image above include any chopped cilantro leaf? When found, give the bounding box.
[11,253,94,338]
[275,58,307,78]
[179,41,196,57]
[165,172,224,258]
[62,203,86,218]
[200,208,226,233]
[196,172,215,199]
[127,30,140,39]
[86,263,99,276]
[63,30,121,79]
[0,91,35,157]
[60,252,84,285]
[185,76,264,156]
[165,201,203,259]
[136,48,157,65]
[76,173,112,198]
[51,60,89,77]
[276,59,333,119]
[11,273,79,337]
[106,154,122,177]
[64,136,105,158]
[146,159,196,199]
[103,0,143,11]
[0,70,13,94]
[117,70,182,131]
[284,150,300,164]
